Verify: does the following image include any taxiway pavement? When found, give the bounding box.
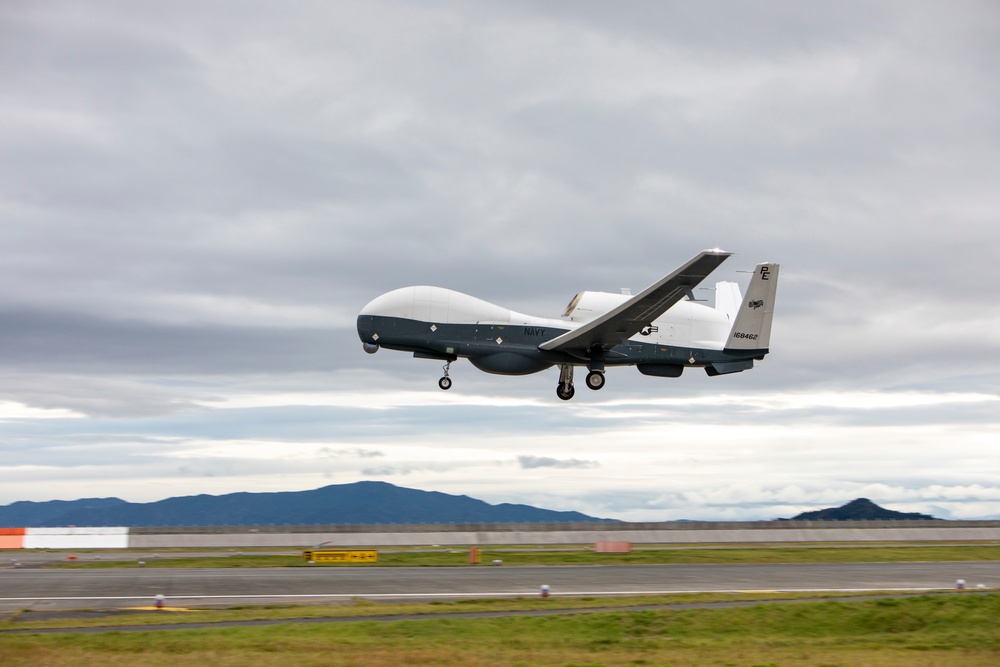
[2,562,996,612]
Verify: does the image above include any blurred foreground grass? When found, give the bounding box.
[2,592,999,666]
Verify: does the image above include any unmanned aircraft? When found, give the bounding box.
[357,249,779,400]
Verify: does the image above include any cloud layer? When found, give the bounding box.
[2,1,998,519]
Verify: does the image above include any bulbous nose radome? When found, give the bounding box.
[356,314,380,349]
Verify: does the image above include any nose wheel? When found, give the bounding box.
[438,362,452,390]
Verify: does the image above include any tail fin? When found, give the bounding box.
[724,263,779,351]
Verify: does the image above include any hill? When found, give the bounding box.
[788,498,938,521]
[0,481,615,527]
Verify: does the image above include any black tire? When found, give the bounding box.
[438,377,452,390]
[556,382,575,401]
[586,371,605,390]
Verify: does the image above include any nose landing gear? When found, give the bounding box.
[438,362,452,390]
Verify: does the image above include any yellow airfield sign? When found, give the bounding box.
[303,549,378,563]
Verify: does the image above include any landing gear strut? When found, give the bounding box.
[556,364,575,400]
[438,362,452,390]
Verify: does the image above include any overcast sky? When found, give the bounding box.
[2,1,998,521]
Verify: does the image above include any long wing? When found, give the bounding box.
[539,249,732,353]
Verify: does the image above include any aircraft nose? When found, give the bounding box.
[357,316,381,354]
[356,314,375,342]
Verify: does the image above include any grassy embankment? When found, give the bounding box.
[2,593,999,666]
[0,591,929,631]
[49,543,1000,568]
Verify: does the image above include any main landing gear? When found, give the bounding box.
[585,370,606,390]
[438,362,452,390]
[556,366,606,400]
[556,365,575,400]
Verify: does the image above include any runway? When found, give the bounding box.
[2,562,996,611]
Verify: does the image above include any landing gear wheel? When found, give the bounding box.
[585,371,605,390]
[556,382,575,401]
[438,361,452,390]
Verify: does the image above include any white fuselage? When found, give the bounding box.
[357,250,778,399]
[359,284,736,351]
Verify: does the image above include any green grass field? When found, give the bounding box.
[48,543,1000,569]
[2,593,998,666]
[9,543,998,664]
[0,591,927,631]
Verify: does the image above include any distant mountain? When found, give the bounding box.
[0,481,615,527]
[787,498,938,521]
[0,497,130,527]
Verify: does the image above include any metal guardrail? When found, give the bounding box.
[127,519,1000,535]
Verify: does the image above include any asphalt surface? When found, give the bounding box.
[2,562,997,612]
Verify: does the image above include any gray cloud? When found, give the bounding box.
[0,1,997,517]
[518,456,599,470]
[317,447,384,459]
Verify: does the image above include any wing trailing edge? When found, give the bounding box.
[539,249,732,353]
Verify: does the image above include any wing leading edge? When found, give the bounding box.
[539,249,732,354]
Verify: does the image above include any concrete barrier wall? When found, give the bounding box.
[4,522,1000,550]
[0,527,25,549]
[20,527,129,550]
[127,525,1000,549]
[125,519,1000,534]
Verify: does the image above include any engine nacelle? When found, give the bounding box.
[561,290,630,322]
[469,353,554,376]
